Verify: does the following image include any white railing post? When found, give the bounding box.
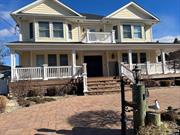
[10,52,16,82]
[145,61,150,75]
[82,63,88,93]
[72,50,76,77]
[112,30,116,43]
[86,29,90,43]
[43,64,48,80]
[19,33,22,41]
[128,50,133,70]
[161,50,166,74]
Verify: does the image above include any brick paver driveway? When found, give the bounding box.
[0,87,179,135]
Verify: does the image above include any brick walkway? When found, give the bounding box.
[0,87,179,135]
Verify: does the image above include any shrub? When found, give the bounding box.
[46,87,56,96]
[138,123,170,135]
[17,98,31,107]
[0,96,7,113]
[144,80,160,87]
[159,80,171,87]
[161,111,178,122]
[175,79,180,86]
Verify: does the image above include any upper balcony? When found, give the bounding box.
[82,29,116,44]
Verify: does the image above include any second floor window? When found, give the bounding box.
[68,24,72,39]
[113,25,118,40]
[134,25,142,38]
[53,22,64,38]
[123,25,132,38]
[39,22,50,37]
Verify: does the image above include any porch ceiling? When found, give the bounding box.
[7,42,180,52]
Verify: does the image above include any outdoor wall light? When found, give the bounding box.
[132,65,141,84]
[111,53,115,59]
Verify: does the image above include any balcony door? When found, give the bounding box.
[48,54,57,66]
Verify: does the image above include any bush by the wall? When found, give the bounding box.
[175,79,180,86]
[159,80,171,87]
[144,80,160,87]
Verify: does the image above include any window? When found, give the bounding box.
[68,24,72,39]
[48,54,57,66]
[36,55,44,66]
[134,25,142,38]
[132,53,138,64]
[123,25,132,38]
[60,54,68,66]
[53,22,64,38]
[39,22,49,37]
[140,53,147,63]
[122,53,129,64]
[113,26,118,39]
[29,23,33,39]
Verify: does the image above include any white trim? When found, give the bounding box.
[105,2,159,21]
[11,0,82,17]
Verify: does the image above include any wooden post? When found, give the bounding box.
[132,84,147,132]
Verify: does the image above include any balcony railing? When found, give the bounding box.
[82,29,116,43]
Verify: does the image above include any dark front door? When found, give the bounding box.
[84,56,103,77]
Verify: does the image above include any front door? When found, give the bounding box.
[84,56,103,77]
[109,61,119,76]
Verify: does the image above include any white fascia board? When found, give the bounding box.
[54,0,83,17]
[11,0,82,17]
[11,0,45,14]
[105,2,160,22]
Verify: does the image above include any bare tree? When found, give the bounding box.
[0,44,9,65]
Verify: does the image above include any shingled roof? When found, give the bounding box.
[81,13,105,20]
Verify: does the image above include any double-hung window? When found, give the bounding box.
[134,25,142,38]
[122,53,129,64]
[60,54,68,66]
[68,24,72,39]
[53,22,64,38]
[36,55,45,67]
[140,53,147,63]
[123,25,132,38]
[39,22,50,37]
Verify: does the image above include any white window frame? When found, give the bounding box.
[38,22,50,38]
[133,25,142,39]
[52,22,64,38]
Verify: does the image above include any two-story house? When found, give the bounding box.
[7,0,180,93]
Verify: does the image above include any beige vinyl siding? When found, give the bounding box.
[110,6,152,20]
[145,25,152,42]
[23,0,76,16]
[21,21,31,41]
[20,51,30,66]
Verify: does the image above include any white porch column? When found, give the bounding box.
[106,51,109,76]
[86,29,90,43]
[128,50,133,70]
[112,30,116,43]
[72,50,76,77]
[10,51,16,82]
[161,49,166,74]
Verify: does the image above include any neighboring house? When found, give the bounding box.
[0,65,11,79]
[7,0,180,91]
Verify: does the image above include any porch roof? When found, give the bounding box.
[7,41,180,52]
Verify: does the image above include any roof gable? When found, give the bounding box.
[12,0,82,17]
[106,2,159,21]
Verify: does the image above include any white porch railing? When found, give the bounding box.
[12,65,84,82]
[119,63,135,83]
[83,29,116,43]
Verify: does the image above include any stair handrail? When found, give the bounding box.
[119,63,135,83]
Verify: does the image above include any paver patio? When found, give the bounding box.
[0,87,179,135]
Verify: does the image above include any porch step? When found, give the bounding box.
[86,77,130,95]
